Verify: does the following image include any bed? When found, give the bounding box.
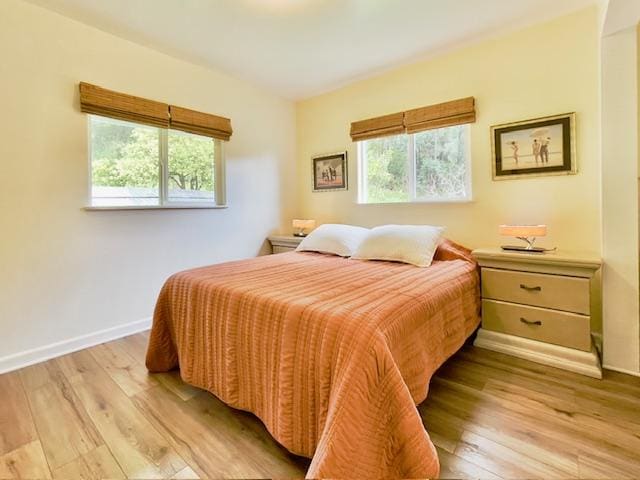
[146,239,480,479]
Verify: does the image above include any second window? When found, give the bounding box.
[358,124,471,204]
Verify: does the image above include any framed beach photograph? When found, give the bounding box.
[312,151,348,192]
[491,113,576,180]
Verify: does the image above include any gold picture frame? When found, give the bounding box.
[491,113,577,180]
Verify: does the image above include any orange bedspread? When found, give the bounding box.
[146,240,480,479]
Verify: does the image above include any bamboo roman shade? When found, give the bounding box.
[404,97,475,134]
[79,82,170,128]
[350,112,405,142]
[169,105,232,141]
[79,82,233,140]
[349,96,475,141]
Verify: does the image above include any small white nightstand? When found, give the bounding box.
[267,235,303,254]
[472,247,603,378]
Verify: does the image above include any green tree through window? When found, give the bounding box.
[168,130,214,196]
[360,125,470,203]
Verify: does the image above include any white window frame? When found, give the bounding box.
[86,115,226,210]
[357,125,472,205]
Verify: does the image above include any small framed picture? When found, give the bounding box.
[491,113,576,180]
[312,151,348,192]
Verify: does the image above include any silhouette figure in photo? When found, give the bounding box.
[540,137,550,163]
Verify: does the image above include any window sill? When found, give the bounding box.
[356,198,474,206]
[84,204,227,211]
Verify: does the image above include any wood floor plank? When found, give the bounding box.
[132,386,262,479]
[482,378,578,417]
[438,352,640,442]
[422,394,581,477]
[154,371,202,402]
[436,446,502,480]
[88,341,159,397]
[427,431,458,455]
[434,359,490,391]
[171,465,200,479]
[55,349,100,380]
[133,385,307,479]
[0,372,38,456]
[51,445,125,480]
[23,361,103,470]
[455,430,571,479]
[464,423,578,477]
[196,397,310,475]
[577,450,640,479]
[189,393,311,475]
[112,332,149,366]
[19,362,58,392]
[479,377,640,464]
[424,376,640,469]
[420,403,466,454]
[460,347,640,407]
[58,350,187,479]
[111,333,201,401]
[0,440,51,479]
[575,393,640,432]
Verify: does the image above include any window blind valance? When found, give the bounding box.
[79,82,233,140]
[350,112,405,142]
[169,105,232,141]
[79,82,170,128]
[404,97,475,134]
[349,97,475,141]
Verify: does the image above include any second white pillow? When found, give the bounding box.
[351,224,445,267]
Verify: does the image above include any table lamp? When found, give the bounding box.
[292,219,316,237]
[499,225,548,253]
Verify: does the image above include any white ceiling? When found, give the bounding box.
[26,0,597,99]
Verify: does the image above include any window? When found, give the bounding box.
[358,124,471,204]
[89,115,224,208]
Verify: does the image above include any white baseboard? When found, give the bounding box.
[474,328,603,379]
[0,317,152,375]
[603,363,640,378]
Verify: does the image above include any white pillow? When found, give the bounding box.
[296,224,369,257]
[351,224,445,267]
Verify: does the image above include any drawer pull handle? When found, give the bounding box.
[520,317,542,326]
[520,284,542,292]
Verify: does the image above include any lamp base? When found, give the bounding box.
[500,245,546,253]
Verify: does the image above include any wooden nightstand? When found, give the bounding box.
[472,248,603,378]
[267,235,303,254]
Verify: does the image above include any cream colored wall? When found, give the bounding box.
[0,0,296,362]
[296,8,601,254]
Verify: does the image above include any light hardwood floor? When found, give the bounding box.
[1,332,639,479]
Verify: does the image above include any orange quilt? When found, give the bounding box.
[146,239,480,479]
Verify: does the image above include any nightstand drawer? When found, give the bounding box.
[482,299,591,351]
[273,245,295,253]
[481,268,590,314]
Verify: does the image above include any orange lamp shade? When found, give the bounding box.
[292,219,316,230]
[499,225,547,238]
[292,219,316,236]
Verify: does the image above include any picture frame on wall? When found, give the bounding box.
[491,113,576,180]
[312,151,348,192]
